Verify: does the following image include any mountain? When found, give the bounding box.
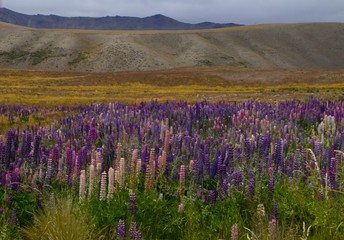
[0,8,240,30]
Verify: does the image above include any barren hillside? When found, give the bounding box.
[0,22,343,72]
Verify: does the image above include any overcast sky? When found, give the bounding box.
[2,0,344,24]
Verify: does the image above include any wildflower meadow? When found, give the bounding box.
[0,98,343,239]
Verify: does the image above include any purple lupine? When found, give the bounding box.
[7,209,17,224]
[89,127,97,143]
[129,193,137,215]
[5,130,15,167]
[129,222,141,240]
[208,190,216,205]
[6,191,12,208]
[129,222,137,239]
[221,178,229,199]
[271,202,278,220]
[232,169,243,187]
[11,167,20,192]
[134,230,142,240]
[274,139,283,171]
[33,135,41,165]
[328,157,337,190]
[248,176,255,200]
[117,219,126,239]
[268,177,274,200]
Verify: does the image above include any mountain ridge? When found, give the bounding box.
[0,8,241,30]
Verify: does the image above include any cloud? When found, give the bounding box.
[3,0,344,24]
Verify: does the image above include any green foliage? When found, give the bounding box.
[31,48,53,65]
[0,50,28,63]
[68,52,89,65]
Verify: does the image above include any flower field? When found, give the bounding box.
[0,98,343,239]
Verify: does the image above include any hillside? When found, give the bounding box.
[0,8,239,30]
[0,22,343,72]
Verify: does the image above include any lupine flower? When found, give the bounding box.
[99,171,107,201]
[178,203,185,213]
[88,164,95,198]
[268,219,277,240]
[248,176,255,200]
[268,177,274,199]
[179,165,186,196]
[257,203,266,219]
[129,149,138,190]
[129,193,137,215]
[7,209,16,224]
[271,202,278,220]
[116,219,126,239]
[108,167,115,199]
[328,157,337,189]
[129,222,137,239]
[79,170,86,201]
[208,190,216,205]
[231,223,239,240]
[232,169,243,187]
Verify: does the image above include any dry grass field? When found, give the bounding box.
[0,66,343,106]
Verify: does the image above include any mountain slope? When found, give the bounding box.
[0,8,240,30]
[0,23,343,72]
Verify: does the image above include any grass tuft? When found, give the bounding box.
[22,196,95,240]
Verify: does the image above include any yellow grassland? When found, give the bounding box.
[0,67,343,106]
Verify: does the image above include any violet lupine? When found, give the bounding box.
[328,157,337,190]
[33,135,41,165]
[129,193,137,215]
[271,202,278,220]
[268,219,277,240]
[11,167,20,192]
[248,176,255,201]
[208,190,216,205]
[221,178,229,199]
[116,219,126,239]
[232,169,243,187]
[179,165,186,196]
[7,209,16,224]
[129,222,137,239]
[268,177,274,200]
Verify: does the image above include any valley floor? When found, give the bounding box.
[1,66,343,106]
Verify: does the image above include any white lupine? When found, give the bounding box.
[96,151,102,166]
[107,167,115,199]
[136,159,142,178]
[115,169,120,190]
[88,164,95,199]
[79,170,86,201]
[45,158,52,181]
[100,171,107,201]
[119,157,125,188]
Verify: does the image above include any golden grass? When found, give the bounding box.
[0,67,343,106]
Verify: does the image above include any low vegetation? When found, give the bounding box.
[0,68,342,106]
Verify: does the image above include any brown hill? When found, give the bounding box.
[0,23,343,72]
